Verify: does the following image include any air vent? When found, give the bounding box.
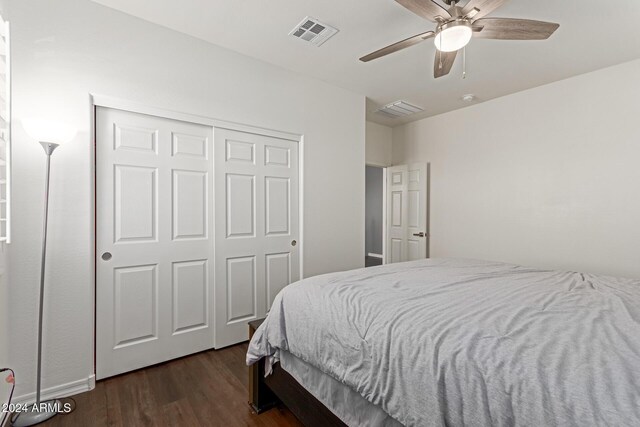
[289,17,338,47]
[375,101,424,118]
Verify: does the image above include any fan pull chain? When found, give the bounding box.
[462,47,466,79]
[438,26,443,69]
[438,30,443,69]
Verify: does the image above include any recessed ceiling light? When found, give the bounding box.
[461,94,476,102]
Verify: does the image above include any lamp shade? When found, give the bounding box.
[22,118,77,145]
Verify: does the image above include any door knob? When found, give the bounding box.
[291,240,297,247]
[413,232,425,238]
[101,252,112,261]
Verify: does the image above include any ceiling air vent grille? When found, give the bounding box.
[375,101,424,118]
[289,17,338,47]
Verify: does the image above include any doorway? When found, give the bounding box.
[365,165,384,267]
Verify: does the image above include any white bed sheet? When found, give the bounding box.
[248,258,640,426]
[280,349,402,427]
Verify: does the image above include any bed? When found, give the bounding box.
[247,258,640,426]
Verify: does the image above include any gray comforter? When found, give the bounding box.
[247,258,640,426]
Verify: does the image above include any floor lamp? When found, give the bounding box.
[13,118,76,427]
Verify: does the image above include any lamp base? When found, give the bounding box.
[11,399,61,427]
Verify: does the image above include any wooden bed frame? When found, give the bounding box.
[248,319,347,427]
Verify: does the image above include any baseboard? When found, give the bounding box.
[367,253,383,259]
[12,375,95,405]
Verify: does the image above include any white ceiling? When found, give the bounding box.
[90,0,640,126]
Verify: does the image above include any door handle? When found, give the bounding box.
[413,232,425,238]
[291,240,297,247]
[101,252,112,261]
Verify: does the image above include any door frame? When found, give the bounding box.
[89,93,305,373]
[365,162,387,265]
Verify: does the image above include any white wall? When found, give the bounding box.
[365,121,392,167]
[0,244,7,369]
[6,0,365,400]
[0,0,10,374]
[393,58,640,279]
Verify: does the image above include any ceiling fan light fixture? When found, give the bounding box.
[434,21,472,52]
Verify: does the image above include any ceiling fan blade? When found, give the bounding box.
[396,0,451,23]
[473,18,559,40]
[434,50,458,78]
[461,0,508,20]
[360,31,435,62]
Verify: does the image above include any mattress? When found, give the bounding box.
[279,350,402,427]
[247,258,640,426]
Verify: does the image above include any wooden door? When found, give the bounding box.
[386,163,427,263]
[214,128,299,348]
[96,107,214,379]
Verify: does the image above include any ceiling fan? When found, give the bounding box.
[360,0,559,78]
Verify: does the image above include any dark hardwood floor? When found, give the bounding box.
[41,343,302,427]
[365,256,383,268]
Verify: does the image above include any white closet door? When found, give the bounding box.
[386,163,428,263]
[96,107,214,379]
[214,128,299,348]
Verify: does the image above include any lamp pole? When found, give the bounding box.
[36,141,57,406]
[13,142,62,426]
